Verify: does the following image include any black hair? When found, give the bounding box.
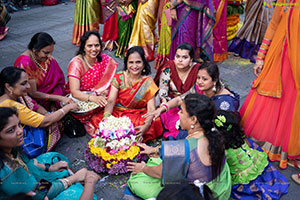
[198,63,222,93]
[0,67,26,96]
[0,107,19,169]
[76,31,103,62]
[28,32,55,51]
[6,193,34,200]
[123,46,151,75]
[214,110,245,149]
[175,43,195,59]
[157,180,216,200]
[184,94,225,179]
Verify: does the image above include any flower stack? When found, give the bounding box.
[85,116,143,174]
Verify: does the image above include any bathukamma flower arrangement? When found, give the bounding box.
[85,116,144,174]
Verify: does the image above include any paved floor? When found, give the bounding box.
[0,1,299,199]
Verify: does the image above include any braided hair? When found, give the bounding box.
[214,110,245,149]
[184,94,225,179]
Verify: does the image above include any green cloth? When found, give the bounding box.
[226,142,268,185]
[207,162,232,200]
[0,152,97,200]
[115,0,138,58]
[127,157,164,199]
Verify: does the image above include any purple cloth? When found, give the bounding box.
[169,0,215,62]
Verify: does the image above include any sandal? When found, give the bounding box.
[287,159,300,169]
[291,173,300,185]
[0,27,9,41]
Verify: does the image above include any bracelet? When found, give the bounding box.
[45,94,50,101]
[161,103,169,112]
[103,112,111,119]
[87,95,91,102]
[59,109,66,115]
[44,163,51,172]
[140,163,146,172]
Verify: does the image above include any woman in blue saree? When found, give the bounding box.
[0,107,99,200]
[124,94,231,200]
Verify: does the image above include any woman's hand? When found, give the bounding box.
[85,171,101,184]
[60,96,75,105]
[142,107,164,121]
[90,95,108,107]
[65,102,80,112]
[73,168,88,183]
[49,161,69,172]
[135,123,149,141]
[170,9,177,21]
[137,143,155,155]
[253,63,263,77]
[127,161,146,174]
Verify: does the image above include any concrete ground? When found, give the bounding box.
[0,1,299,199]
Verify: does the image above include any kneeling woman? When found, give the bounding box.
[91,46,163,142]
[125,94,231,199]
[0,107,99,200]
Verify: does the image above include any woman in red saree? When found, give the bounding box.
[14,32,72,111]
[154,43,199,139]
[240,0,300,170]
[67,31,118,135]
[91,46,163,142]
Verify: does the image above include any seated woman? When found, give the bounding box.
[145,62,240,139]
[14,32,72,111]
[0,67,78,155]
[91,46,163,142]
[154,43,200,139]
[67,31,118,135]
[0,107,99,200]
[124,94,231,200]
[214,110,289,199]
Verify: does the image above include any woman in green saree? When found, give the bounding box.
[124,94,231,199]
[0,107,100,200]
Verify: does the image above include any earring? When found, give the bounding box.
[8,90,13,95]
[189,62,193,67]
[142,69,146,73]
[212,84,217,92]
[191,125,195,129]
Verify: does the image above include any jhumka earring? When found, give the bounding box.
[190,125,195,129]
[212,84,217,92]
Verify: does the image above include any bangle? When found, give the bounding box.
[59,109,65,115]
[140,163,146,172]
[44,163,51,172]
[103,112,111,119]
[45,94,50,101]
[87,95,91,102]
[161,103,169,112]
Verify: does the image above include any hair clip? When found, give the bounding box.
[214,115,226,127]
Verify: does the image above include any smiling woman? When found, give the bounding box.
[0,67,79,155]
[14,32,72,112]
[67,31,118,136]
[91,46,163,142]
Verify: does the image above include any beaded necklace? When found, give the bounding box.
[30,51,47,72]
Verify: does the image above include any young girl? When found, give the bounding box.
[214,110,289,199]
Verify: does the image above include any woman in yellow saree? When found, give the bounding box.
[240,0,300,169]
[128,0,159,61]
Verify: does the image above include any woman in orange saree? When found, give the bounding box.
[91,46,163,141]
[240,0,300,169]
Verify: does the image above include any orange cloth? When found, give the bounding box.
[91,72,163,142]
[241,0,300,168]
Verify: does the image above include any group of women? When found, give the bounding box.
[0,23,295,199]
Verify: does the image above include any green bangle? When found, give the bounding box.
[103,113,111,119]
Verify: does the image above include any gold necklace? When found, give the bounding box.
[186,130,204,139]
[30,52,47,72]
[83,55,94,70]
